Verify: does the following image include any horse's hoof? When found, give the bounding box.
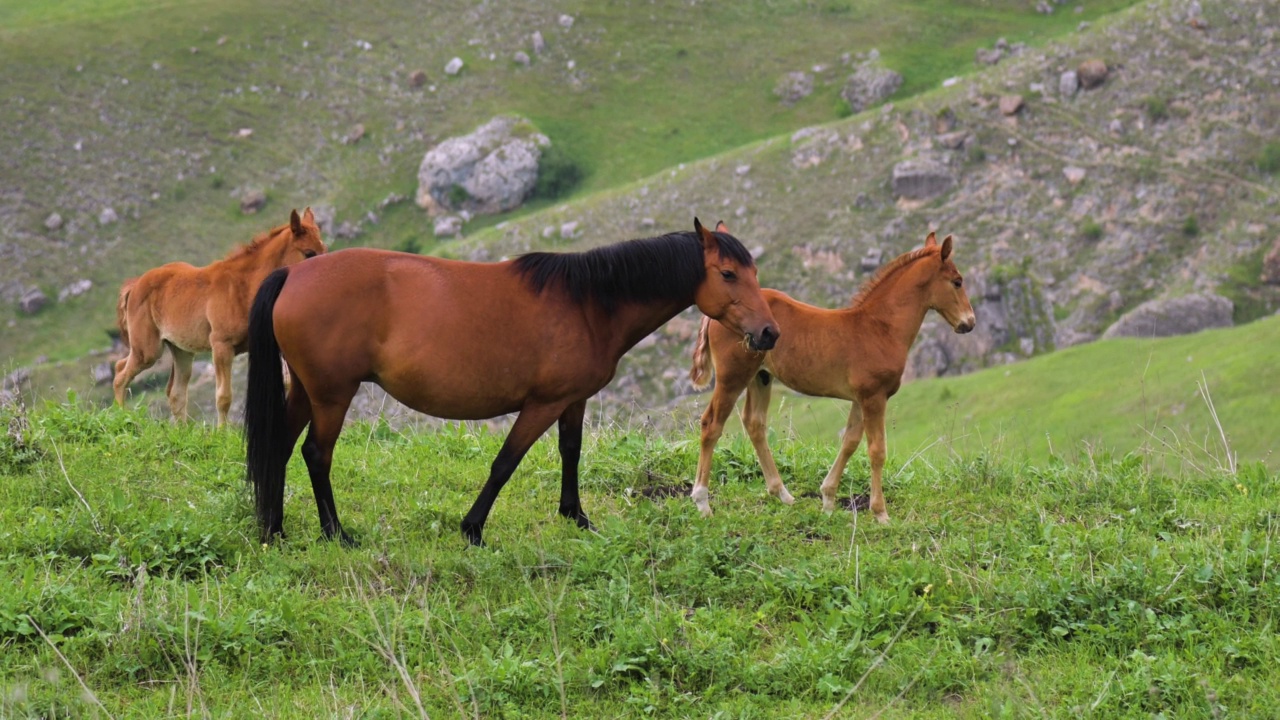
[461,522,485,547]
[821,498,836,514]
[696,503,713,518]
[775,488,795,505]
[874,512,890,525]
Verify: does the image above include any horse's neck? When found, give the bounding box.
[602,298,690,360]
[222,234,288,297]
[850,270,931,354]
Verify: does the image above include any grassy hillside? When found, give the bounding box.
[1,0,1138,366]
[0,403,1276,716]
[686,315,1280,475]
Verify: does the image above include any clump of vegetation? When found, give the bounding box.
[445,183,471,208]
[533,144,584,201]
[1144,96,1168,122]
[394,235,422,254]
[1256,141,1280,175]
[1081,218,1104,241]
[1182,214,1200,238]
[966,144,986,164]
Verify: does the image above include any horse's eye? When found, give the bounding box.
[720,270,737,282]
[303,250,317,259]
[952,279,962,289]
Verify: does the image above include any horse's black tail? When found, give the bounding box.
[245,267,292,542]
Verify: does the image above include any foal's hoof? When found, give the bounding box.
[774,487,795,505]
[873,512,890,525]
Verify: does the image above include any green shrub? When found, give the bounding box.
[532,144,583,201]
[1144,96,1168,122]
[1181,214,1199,238]
[446,183,470,208]
[1081,218,1103,241]
[1256,141,1280,175]
[394,235,422,254]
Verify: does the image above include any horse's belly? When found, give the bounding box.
[374,374,526,421]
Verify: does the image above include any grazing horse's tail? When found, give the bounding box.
[115,278,137,349]
[689,315,715,391]
[244,267,292,541]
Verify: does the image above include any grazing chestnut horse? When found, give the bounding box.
[114,209,326,425]
[244,219,779,547]
[688,231,976,522]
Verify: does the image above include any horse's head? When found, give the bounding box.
[693,219,778,352]
[284,208,327,264]
[922,231,976,334]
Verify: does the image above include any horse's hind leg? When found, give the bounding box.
[299,387,357,546]
[461,402,565,546]
[166,347,195,422]
[112,323,162,407]
[211,339,235,427]
[820,402,866,513]
[556,399,593,532]
[741,370,793,506]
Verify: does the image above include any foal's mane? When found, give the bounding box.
[223,223,290,262]
[849,245,937,309]
[513,231,755,313]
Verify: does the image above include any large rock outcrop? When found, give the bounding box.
[416,116,550,217]
[1101,294,1233,339]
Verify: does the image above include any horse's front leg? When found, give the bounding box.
[461,403,565,547]
[819,401,865,513]
[556,399,593,531]
[861,396,890,524]
[211,339,236,427]
[741,370,793,505]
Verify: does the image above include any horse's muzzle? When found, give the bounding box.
[954,314,976,334]
[747,325,778,351]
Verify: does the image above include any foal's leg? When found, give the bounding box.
[861,395,890,524]
[112,322,162,407]
[819,402,866,513]
[211,339,236,427]
[166,348,195,422]
[461,403,565,546]
[299,389,357,546]
[692,369,752,517]
[741,371,793,505]
[557,399,593,531]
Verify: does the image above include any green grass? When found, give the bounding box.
[1,0,1138,366]
[0,399,1276,717]
[768,316,1280,472]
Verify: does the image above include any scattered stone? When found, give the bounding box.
[58,279,92,302]
[995,37,1009,51]
[774,71,814,106]
[860,247,884,272]
[379,193,406,208]
[531,31,546,54]
[935,108,957,133]
[18,287,47,315]
[560,221,579,239]
[1059,70,1079,97]
[735,164,751,176]
[558,14,575,28]
[91,363,114,386]
[840,61,902,114]
[1077,58,1108,89]
[236,128,253,138]
[44,212,63,231]
[975,47,1003,65]
[445,57,464,76]
[416,116,550,216]
[735,205,747,218]
[1102,294,1234,339]
[335,221,360,240]
[98,207,118,225]
[640,217,656,229]
[1036,0,1054,14]
[936,131,970,149]
[1261,237,1280,284]
[999,94,1025,116]
[433,215,463,238]
[891,159,955,200]
[217,35,228,46]
[239,189,266,214]
[344,123,365,145]
[513,51,530,67]
[1063,166,1087,184]
[311,205,336,235]
[409,70,428,88]
[1108,118,1124,134]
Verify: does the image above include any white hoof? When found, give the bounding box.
[691,487,712,517]
[821,496,836,514]
[775,487,795,505]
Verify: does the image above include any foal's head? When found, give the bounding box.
[921,232,976,334]
[693,219,778,351]
[282,208,327,264]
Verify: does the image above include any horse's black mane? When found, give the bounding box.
[512,230,754,313]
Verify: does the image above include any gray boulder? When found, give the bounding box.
[415,116,550,216]
[774,71,813,106]
[840,62,902,114]
[18,287,47,315]
[44,212,64,231]
[1102,294,1233,339]
[891,159,954,200]
[58,279,92,302]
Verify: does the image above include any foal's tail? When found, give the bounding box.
[115,278,137,349]
[689,315,715,391]
[244,267,292,541]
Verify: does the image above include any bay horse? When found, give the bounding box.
[244,219,779,547]
[114,208,326,425]
[688,231,975,522]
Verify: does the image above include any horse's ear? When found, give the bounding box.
[290,209,303,236]
[694,217,718,254]
[940,235,953,261]
[715,220,730,234]
[303,206,315,224]
[924,231,937,247]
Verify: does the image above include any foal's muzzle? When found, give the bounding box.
[954,313,977,334]
[747,325,779,351]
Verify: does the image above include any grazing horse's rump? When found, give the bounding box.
[244,219,779,547]
[689,230,976,522]
[113,208,326,425]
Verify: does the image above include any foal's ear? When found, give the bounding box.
[303,206,315,224]
[715,220,730,234]
[924,231,937,247]
[940,235,953,261]
[694,217,719,254]
[290,209,303,236]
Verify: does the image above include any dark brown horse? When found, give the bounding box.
[244,219,779,546]
[114,209,326,425]
[688,231,975,522]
